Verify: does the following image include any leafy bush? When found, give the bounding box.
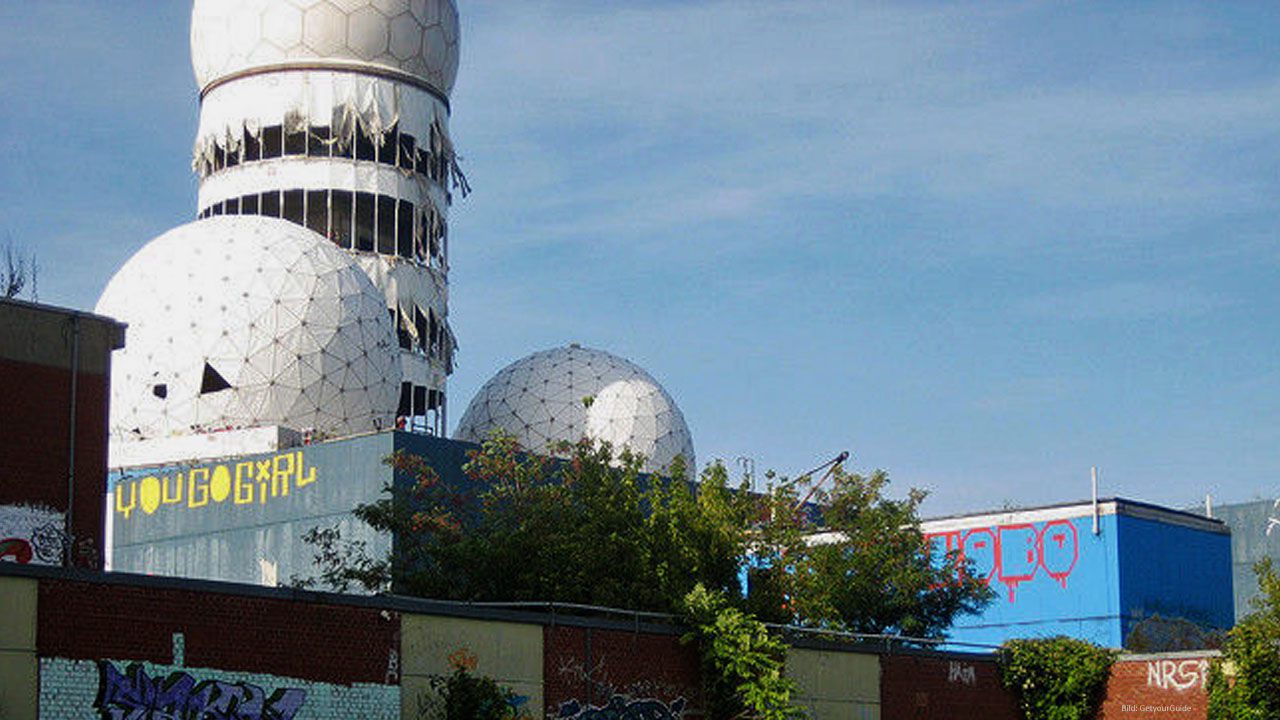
[417,650,528,720]
[680,584,806,720]
[998,636,1116,720]
[1207,559,1280,719]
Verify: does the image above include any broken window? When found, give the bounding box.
[355,192,375,251]
[376,125,396,165]
[261,125,283,160]
[200,363,231,394]
[261,191,281,218]
[414,306,428,354]
[308,126,332,158]
[354,122,376,162]
[398,382,413,417]
[398,133,416,172]
[330,190,353,248]
[397,199,414,258]
[377,195,396,255]
[243,128,261,162]
[305,190,328,237]
[284,127,306,156]
[283,189,304,226]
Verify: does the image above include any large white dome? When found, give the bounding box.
[191,0,461,97]
[96,216,399,441]
[455,345,696,476]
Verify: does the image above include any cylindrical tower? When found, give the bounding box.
[188,0,461,435]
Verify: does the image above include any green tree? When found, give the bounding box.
[748,467,994,637]
[304,433,752,614]
[1207,558,1280,719]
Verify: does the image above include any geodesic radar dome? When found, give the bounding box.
[455,345,696,476]
[95,216,399,442]
[191,0,461,96]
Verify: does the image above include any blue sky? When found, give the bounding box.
[1,1,1277,516]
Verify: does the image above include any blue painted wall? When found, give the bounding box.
[926,503,1232,650]
[929,514,1122,649]
[1115,514,1234,641]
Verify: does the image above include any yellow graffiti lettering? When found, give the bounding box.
[161,474,183,505]
[234,462,255,505]
[188,468,210,508]
[209,465,231,503]
[115,482,137,520]
[272,453,295,497]
[296,452,315,487]
[139,476,161,515]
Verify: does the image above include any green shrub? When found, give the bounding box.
[1207,559,1280,719]
[998,636,1116,720]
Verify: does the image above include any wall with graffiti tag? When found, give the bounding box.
[39,659,397,719]
[0,504,65,566]
[922,500,1231,649]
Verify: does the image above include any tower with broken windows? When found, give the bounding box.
[96,0,463,465]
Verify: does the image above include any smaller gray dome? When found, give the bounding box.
[455,345,696,476]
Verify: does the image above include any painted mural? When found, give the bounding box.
[40,659,398,720]
[0,503,65,566]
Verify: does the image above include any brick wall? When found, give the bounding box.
[880,652,1019,720]
[37,578,398,686]
[0,358,110,568]
[544,625,702,718]
[1097,652,1215,719]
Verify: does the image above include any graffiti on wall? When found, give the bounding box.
[0,503,64,565]
[926,519,1079,602]
[947,662,976,686]
[95,662,306,720]
[113,450,316,521]
[1146,659,1209,692]
[558,696,687,720]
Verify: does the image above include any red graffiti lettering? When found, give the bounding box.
[0,537,34,564]
[926,519,1081,602]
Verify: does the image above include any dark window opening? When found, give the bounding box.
[376,126,396,165]
[306,190,328,237]
[262,125,283,159]
[413,385,428,417]
[308,126,332,158]
[243,128,261,162]
[355,123,376,162]
[285,127,306,156]
[377,195,396,254]
[282,189,304,225]
[397,199,414,258]
[213,145,226,172]
[398,382,413,417]
[398,134,416,172]
[355,192,375,251]
[396,309,412,350]
[224,197,240,215]
[331,190,353,249]
[210,202,225,217]
[241,194,259,215]
[261,191,281,218]
[152,383,168,399]
[200,363,232,395]
[414,307,428,354]
[416,148,430,176]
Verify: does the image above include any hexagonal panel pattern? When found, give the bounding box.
[191,0,460,96]
[455,345,696,476]
[96,216,400,442]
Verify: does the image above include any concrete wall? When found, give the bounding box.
[1207,499,1279,620]
[402,614,543,719]
[788,646,880,719]
[0,576,37,720]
